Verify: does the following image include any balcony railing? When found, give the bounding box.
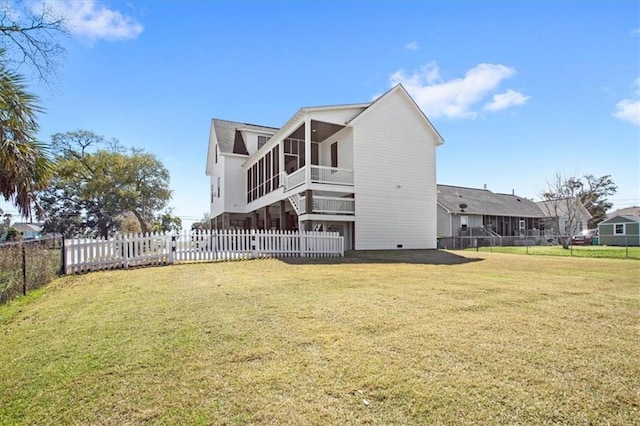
[299,196,354,215]
[283,165,354,191]
[284,168,305,190]
[310,165,353,186]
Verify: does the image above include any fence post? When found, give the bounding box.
[60,237,66,275]
[251,229,257,259]
[626,236,629,259]
[22,244,27,296]
[170,234,176,264]
[123,235,129,269]
[213,229,218,260]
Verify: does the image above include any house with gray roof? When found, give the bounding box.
[205,84,444,250]
[437,185,547,239]
[605,206,640,219]
[536,198,592,236]
[10,223,43,239]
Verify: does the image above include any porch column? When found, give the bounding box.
[279,136,285,182]
[264,206,270,229]
[304,116,311,185]
[279,200,286,230]
[305,189,313,216]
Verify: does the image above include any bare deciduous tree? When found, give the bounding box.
[539,173,587,248]
[0,0,68,82]
[539,173,617,248]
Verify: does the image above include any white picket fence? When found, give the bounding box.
[64,230,344,274]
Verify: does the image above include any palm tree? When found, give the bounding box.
[0,49,52,218]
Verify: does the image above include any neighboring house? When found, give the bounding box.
[606,206,640,219]
[11,223,43,239]
[205,84,444,250]
[437,185,546,238]
[537,198,592,236]
[598,215,640,246]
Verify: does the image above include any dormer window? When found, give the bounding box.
[258,135,270,149]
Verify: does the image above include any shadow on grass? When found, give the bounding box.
[278,249,483,265]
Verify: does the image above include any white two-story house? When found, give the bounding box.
[205,84,444,250]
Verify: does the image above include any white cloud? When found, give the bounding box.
[630,28,640,36]
[613,77,640,126]
[484,89,530,112]
[40,0,143,41]
[390,62,529,119]
[613,100,640,126]
[404,41,419,51]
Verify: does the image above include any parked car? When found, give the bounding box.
[571,229,598,245]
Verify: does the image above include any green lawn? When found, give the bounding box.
[466,244,640,260]
[1,251,638,424]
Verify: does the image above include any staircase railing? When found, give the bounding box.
[288,194,302,215]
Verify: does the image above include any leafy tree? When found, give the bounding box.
[0,207,11,236]
[539,173,617,247]
[37,131,173,238]
[5,226,21,241]
[577,174,617,227]
[116,212,141,234]
[191,212,212,231]
[0,49,53,218]
[0,1,68,82]
[152,210,182,233]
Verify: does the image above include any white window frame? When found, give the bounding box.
[614,223,625,235]
[460,216,468,229]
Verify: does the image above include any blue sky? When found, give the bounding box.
[5,1,640,228]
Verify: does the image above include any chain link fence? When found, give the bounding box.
[438,235,554,250]
[438,234,639,259]
[0,236,64,304]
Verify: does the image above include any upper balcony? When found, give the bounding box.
[283,165,353,192]
[246,117,356,206]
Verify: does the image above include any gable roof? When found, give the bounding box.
[599,215,640,225]
[438,185,544,217]
[348,84,444,145]
[207,85,443,172]
[606,206,640,219]
[536,199,592,220]
[212,119,278,154]
[11,223,43,233]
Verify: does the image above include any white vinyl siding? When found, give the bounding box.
[319,127,353,170]
[352,89,439,249]
[224,156,249,213]
[211,155,249,219]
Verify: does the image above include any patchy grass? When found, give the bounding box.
[0,238,63,303]
[1,251,638,424]
[467,244,640,260]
